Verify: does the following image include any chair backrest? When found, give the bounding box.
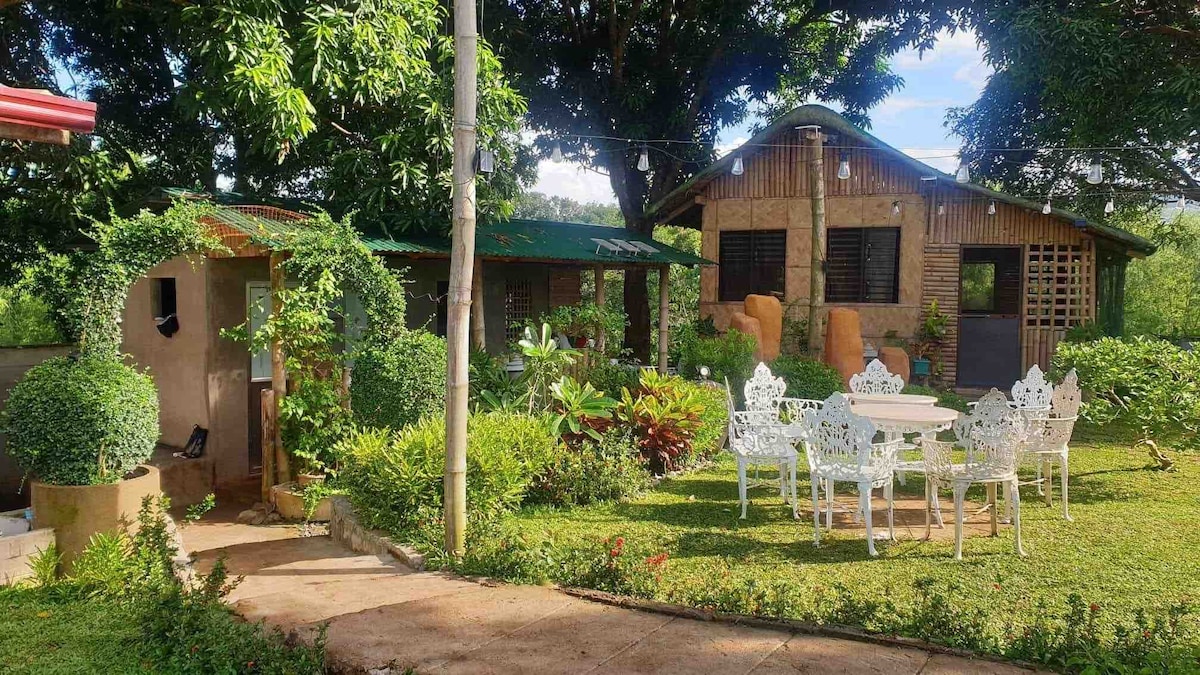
[778,397,822,425]
[729,410,793,458]
[849,358,904,395]
[744,362,786,412]
[1051,368,1081,419]
[953,388,1027,471]
[1012,364,1053,410]
[802,393,879,471]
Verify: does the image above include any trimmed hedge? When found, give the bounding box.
[677,329,757,396]
[769,355,844,400]
[350,330,446,430]
[2,356,159,485]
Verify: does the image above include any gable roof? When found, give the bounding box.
[649,104,1154,255]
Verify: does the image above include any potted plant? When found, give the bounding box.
[543,304,623,348]
[910,300,949,379]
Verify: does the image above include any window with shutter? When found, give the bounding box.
[824,227,900,304]
[718,230,786,301]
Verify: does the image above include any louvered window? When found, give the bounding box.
[718,230,786,301]
[825,228,900,304]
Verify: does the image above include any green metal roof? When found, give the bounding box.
[649,104,1155,256]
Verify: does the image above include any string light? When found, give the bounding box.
[551,142,563,163]
[837,152,850,180]
[955,160,970,183]
[937,202,945,216]
[1105,195,1116,214]
[988,200,997,216]
[1042,198,1053,215]
[1086,157,1103,185]
[1179,195,1188,210]
[891,200,901,215]
[731,155,744,176]
[636,146,650,172]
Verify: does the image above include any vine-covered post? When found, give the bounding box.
[445,0,478,559]
[594,264,606,354]
[269,251,290,484]
[657,264,670,374]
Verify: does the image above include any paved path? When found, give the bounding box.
[185,502,1037,675]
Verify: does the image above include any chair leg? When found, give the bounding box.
[825,479,834,530]
[1060,451,1072,522]
[1044,458,1053,507]
[953,484,966,560]
[738,459,748,519]
[778,460,787,499]
[860,482,877,557]
[932,490,945,528]
[790,459,799,520]
[897,470,907,487]
[987,483,998,536]
[885,479,895,541]
[924,477,932,540]
[1035,460,1045,496]
[1011,478,1026,556]
[811,476,821,547]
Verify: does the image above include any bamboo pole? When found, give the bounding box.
[444,0,478,559]
[657,265,670,374]
[594,264,606,354]
[260,389,275,504]
[268,251,289,485]
[471,257,485,350]
[803,127,826,356]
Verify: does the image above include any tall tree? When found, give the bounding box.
[489,0,960,360]
[0,0,531,280]
[950,1,1200,220]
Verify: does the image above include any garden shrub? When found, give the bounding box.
[677,328,756,396]
[586,360,640,398]
[769,355,843,400]
[1052,336,1200,446]
[902,384,968,412]
[680,381,728,467]
[527,429,649,507]
[336,412,558,538]
[617,371,705,474]
[2,356,159,485]
[351,329,447,430]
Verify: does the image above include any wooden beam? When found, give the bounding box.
[260,389,276,504]
[268,252,290,485]
[594,263,606,354]
[0,121,68,146]
[470,257,486,350]
[657,265,670,374]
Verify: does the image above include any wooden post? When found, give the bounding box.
[804,127,827,357]
[260,389,276,504]
[445,0,478,559]
[657,265,670,374]
[471,258,486,351]
[594,264,606,353]
[268,251,289,485]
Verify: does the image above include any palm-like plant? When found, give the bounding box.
[518,323,578,413]
[550,376,617,441]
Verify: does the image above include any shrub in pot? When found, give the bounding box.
[351,330,447,430]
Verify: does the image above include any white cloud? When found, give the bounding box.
[715,136,748,158]
[893,29,983,70]
[532,159,618,204]
[900,148,959,174]
[871,96,958,126]
[953,60,992,92]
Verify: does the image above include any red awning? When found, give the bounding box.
[0,85,96,133]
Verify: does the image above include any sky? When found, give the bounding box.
[532,29,992,205]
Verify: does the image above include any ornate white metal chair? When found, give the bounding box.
[1020,368,1080,521]
[744,362,787,414]
[803,394,899,556]
[729,410,799,519]
[849,359,904,395]
[1012,364,1054,412]
[920,389,1028,560]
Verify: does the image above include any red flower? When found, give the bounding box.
[993,583,1002,591]
[1090,603,1100,613]
[645,552,669,568]
[1144,630,1152,639]
[615,537,625,548]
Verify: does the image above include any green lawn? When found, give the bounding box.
[0,587,150,674]
[507,430,1200,643]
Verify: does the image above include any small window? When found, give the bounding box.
[152,278,177,319]
[825,228,900,304]
[435,281,449,337]
[718,230,786,302]
[504,280,532,342]
[960,262,996,312]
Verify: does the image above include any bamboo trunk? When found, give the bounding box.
[805,128,827,356]
[471,257,485,350]
[445,0,478,559]
[657,265,670,374]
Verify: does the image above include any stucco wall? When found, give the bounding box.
[699,194,927,347]
[122,255,211,449]
[0,344,76,510]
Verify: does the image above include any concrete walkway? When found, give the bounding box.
[185,503,1037,674]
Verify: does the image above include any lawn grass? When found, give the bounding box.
[507,429,1200,640]
[0,586,149,674]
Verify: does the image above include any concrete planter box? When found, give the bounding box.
[1,525,55,585]
[31,464,162,571]
[271,482,331,521]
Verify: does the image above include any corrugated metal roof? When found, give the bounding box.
[209,206,711,267]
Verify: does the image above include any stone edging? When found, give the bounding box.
[329,496,425,570]
[560,587,1043,672]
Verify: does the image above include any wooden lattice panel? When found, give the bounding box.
[504,280,532,343]
[1022,242,1094,371]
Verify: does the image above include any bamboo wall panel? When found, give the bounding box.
[921,244,960,385]
[1021,241,1095,373]
[706,139,920,200]
[927,188,1086,246]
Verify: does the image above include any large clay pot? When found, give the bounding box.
[743,295,783,361]
[823,308,865,388]
[729,312,764,362]
[272,482,332,521]
[31,465,162,572]
[878,346,911,384]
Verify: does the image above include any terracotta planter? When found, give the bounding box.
[297,473,326,488]
[31,465,162,572]
[271,482,332,521]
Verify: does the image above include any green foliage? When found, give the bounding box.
[585,360,641,399]
[516,323,578,413]
[549,376,617,441]
[336,413,558,539]
[769,355,844,400]
[469,348,520,403]
[541,302,626,342]
[677,329,757,398]
[351,329,447,430]
[279,377,352,475]
[527,429,650,507]
[1124,213,1200,338]
[617,372,705,474]
[1052,337,1200,447]
[902,385,969,413]
[1063,320,1107,344]
[2,356,158,486]
[684,382,730,467]
[513,192,624,226]
[0,285,62,346]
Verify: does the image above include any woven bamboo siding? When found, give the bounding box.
[927,188,1087,246]
[921,244,960,384]
[706,142,920,200]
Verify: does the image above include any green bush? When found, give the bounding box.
[677,329,756,396]
[527,429,649,507]
[769,355,844,400]
[902,384,969,412]
[586,360,640,398]
[680,381,728,467]
[351,329,447,430]
[1052,337,1200,446]
[336,412,558,538]
[2,356,159,485]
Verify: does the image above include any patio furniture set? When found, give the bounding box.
[726,360,1081,558]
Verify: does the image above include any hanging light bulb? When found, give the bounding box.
[937,202,945,216]
[955,160,970,183]
[1105,196,1115,215]
[837,152,850,180]
[987,200,997,216]
[731,155,745,176]
[1086,157,1103,185]
[891,200,901,215]
[26,163,37,179]
[1042,198,1052,215]
[551,142,563,163]
[636,146,650,172]
[1179,195,1188,210]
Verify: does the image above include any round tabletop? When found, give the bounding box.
[847,392,938,406]
[850,403,960,434]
